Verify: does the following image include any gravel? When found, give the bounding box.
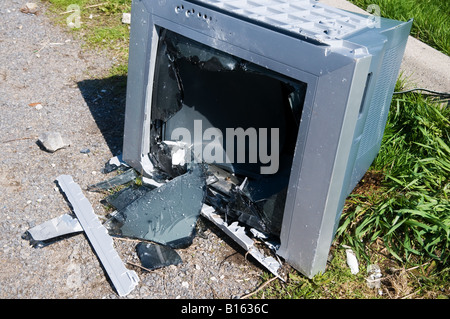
[0,0,264,299]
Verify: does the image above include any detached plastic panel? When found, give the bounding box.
[57,175,139,296]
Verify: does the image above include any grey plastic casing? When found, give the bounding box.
[123,0,412,277]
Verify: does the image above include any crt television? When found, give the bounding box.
[122,0,412,277]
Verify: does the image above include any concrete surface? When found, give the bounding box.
[319,0,450,93]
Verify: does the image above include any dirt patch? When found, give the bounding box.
[352,170,385,195]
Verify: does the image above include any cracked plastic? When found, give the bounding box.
[22,213,83,248]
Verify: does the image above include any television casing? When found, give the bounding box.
[123,0,412,277]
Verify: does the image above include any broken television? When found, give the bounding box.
[122,0,412,278]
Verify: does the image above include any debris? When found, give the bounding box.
[206,165,240,196]
[37,131,70,153]
[101,154,130,174]
[345,249,359,275]
[200,204,283,280]
[20,2,39,15]
[104,164,206,248]
[226,187,271,235]
[87,168,138,192]
[28,102,42,109]
[142,176,165,188]
[122,12,131,24]
[366,264,382,289]
[22,213,82,248]
[136,242,182,271]
[150,141,190,178]
[80,148,90,154]
[101,184,154,211]
[56,175,139,297]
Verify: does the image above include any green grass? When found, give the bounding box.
[43,0,132,73]
[349,0,450,55]
[252,248,382,299]
[338,81,450,266]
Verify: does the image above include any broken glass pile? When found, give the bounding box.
[104,163,206,248]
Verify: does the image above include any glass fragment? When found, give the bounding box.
[87,169,137,192]
[104,164,206,248]
[136,242,182,270]
[101,185,155,211]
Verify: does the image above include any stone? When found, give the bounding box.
[20,3,39,15]
[38,131,71,153]
[122,13,131,24]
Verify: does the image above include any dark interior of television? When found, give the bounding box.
[148,27,308,239]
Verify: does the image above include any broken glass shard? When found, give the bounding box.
[87,168,138,192]
[150,30,184,122]
[101,154,130,174]
[226,188,270,235]
[104,164,206,248]
[136,242,182,271]
[22,213,83,248]
[165,29,239,72]
[101,185,155,211]
[149,141,189,179]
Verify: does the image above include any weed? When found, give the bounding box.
[338,84,450,266]
[43,0,132,68]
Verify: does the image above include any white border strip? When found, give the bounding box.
[57,175,139,296]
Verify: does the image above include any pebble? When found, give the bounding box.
[38,131,71,153]
[122,13,131,24]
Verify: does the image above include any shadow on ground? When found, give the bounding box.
[77,75,127,155]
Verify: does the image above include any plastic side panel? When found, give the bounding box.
[278,58,369,278]
[349,20,412,190]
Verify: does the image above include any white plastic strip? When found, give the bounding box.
[57,175,139,296]
[27,213,83,242]
[200,204,283,281]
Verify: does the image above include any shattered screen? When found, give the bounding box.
[148,28,307,238]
